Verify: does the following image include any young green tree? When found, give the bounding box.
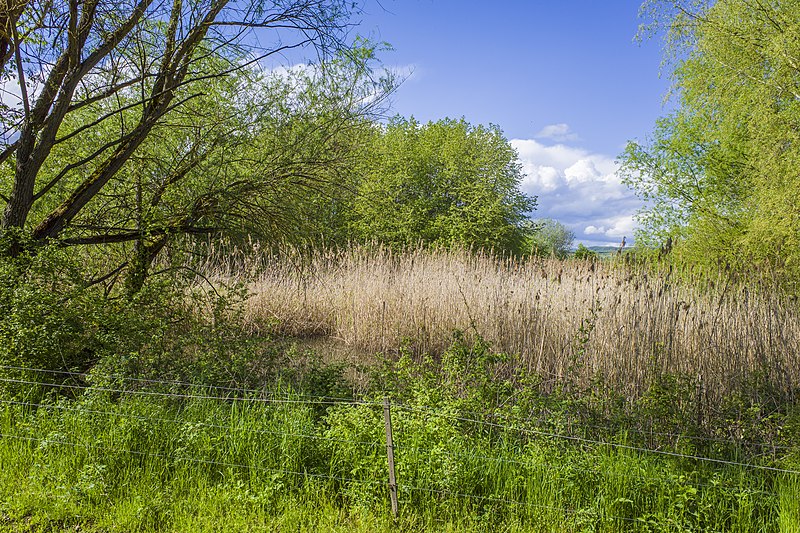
[623,0,800,275]
[528,218,575,258]
[351,117,536,255]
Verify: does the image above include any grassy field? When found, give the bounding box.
[1,374,798,532]
[2,247,800,531]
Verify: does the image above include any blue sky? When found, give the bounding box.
[359,0,674,246]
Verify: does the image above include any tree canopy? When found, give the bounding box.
[350,117,537,255]
[0,0,394,291]
[623,0,800,276]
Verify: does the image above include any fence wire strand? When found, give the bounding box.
[391,404,800,475]
[391,400,795,451]
[0,365,373,405]
[391,440,772,495]
[0,377,375,406]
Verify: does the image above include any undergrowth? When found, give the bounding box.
[1,335,798,532]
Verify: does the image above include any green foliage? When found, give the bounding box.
[0,335,797,531]
[1,39,393,297]
[625,0,800,278]
[529,218,575,258]
[350,117,536,255]
[0,245,171,395]
[573,243,598,260]
[0,241,302,399]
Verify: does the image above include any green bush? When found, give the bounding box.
[0,245,148,397]
[573,243,598,260]
[0,243,272,399]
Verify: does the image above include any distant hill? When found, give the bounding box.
[587,246,618,253]
[565,245,630,258]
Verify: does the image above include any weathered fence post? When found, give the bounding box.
[383,397,398,518]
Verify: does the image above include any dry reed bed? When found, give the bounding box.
[210,247,800,401]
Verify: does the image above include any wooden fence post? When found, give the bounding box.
[383,397,398,518]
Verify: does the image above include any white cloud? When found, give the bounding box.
[583,216,635,239]
[535,123,579,143]
[511,136,642,247]
[584,225,606,235]
[514,138,587,168]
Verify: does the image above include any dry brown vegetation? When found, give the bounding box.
[205,246,800,402]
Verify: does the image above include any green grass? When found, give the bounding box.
[0,385,797,533]
[1,330,798,532]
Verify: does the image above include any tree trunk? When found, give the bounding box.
[124,235,169,297]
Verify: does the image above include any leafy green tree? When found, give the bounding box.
[109,50,389,294]
[351,117,536,254]
[0,0,367,258]
[528,218,574,258]
[1,11,392,294]
[573,243,597,261]
[624,0,800,275]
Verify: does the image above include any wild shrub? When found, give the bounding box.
[0,242,289,399]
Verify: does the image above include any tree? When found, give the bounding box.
[0,0,396,293]
[529,218,574,258]
[624,0,800,274]
[573,243,597,261]
[350,117,537,254]
[0,0,365,256]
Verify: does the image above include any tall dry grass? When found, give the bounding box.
[204,245,800,402]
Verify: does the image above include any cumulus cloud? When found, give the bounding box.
[535,123,579,143]
[511,136,642,247]
[583,216,635,239]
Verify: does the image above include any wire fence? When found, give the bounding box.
[0,365,797,524]
[0,393,775,495]
[5,365,790,451]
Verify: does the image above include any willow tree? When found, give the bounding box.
[622,0,800,275]
[0,0,366,255]
[0,0,397,297]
